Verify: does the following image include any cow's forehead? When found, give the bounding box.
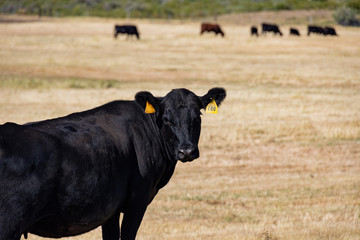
[162,89,202,110]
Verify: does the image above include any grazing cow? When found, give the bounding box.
[324,26,338,36]
[251,26,258,37]
[289,27,300,36]
[307,25,325,36]
[0,88,226,240]
[200,23,225,37]
[261,23,283,36]
[114,24,140,40]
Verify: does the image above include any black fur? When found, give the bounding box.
[114,25,140,40]
[262,23,282,36]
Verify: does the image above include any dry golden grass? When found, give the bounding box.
[0,13,359,239]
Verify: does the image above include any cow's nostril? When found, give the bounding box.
[178,147,195,160]
[178,150,186,160]
[185,148,195,156]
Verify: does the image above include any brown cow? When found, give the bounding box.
[200,23,225,37]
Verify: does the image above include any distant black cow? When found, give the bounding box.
[0,88,226,240]
[251,26,258,37]
[307,25,325,36]
[324,26,338,36]
[114,24,140,40]
[200,23,225,37]
[262,23,283,36]
[348,19,360,26]
[289,28,300,36]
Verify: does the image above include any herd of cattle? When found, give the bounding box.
[251,23,338,37]
[114,22,338,40]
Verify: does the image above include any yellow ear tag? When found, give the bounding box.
[205,99,218,114]
[145,101,156,114]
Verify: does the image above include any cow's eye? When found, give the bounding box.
[163,117,174,126]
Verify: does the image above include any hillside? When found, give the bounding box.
[0,0,359,19]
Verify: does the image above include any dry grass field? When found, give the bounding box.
[0,12,359,240]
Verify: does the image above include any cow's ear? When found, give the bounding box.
[200,88,226,109]
[135,91,161,114]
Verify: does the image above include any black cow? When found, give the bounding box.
[289,27,300,36]
[200,23,225,37]
[261,23,283,36]
[307,25,325,36]
[0,88,226,240]
[114,24,140,40]
[251,26,258,37]
[324,26,338,36]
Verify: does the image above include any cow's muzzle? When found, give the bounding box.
[178,146,199,162]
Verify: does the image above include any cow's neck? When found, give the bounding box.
[145,114,178,190]
[144,113,176,167]
[148,114,176,165]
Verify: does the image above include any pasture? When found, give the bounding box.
[0,13,359,240]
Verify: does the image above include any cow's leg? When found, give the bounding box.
[120,185,151,240]
[120,202,148,240]
[102,212,120,240]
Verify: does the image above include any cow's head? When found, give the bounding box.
[135,88,226,163]
[219,29,225,37]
